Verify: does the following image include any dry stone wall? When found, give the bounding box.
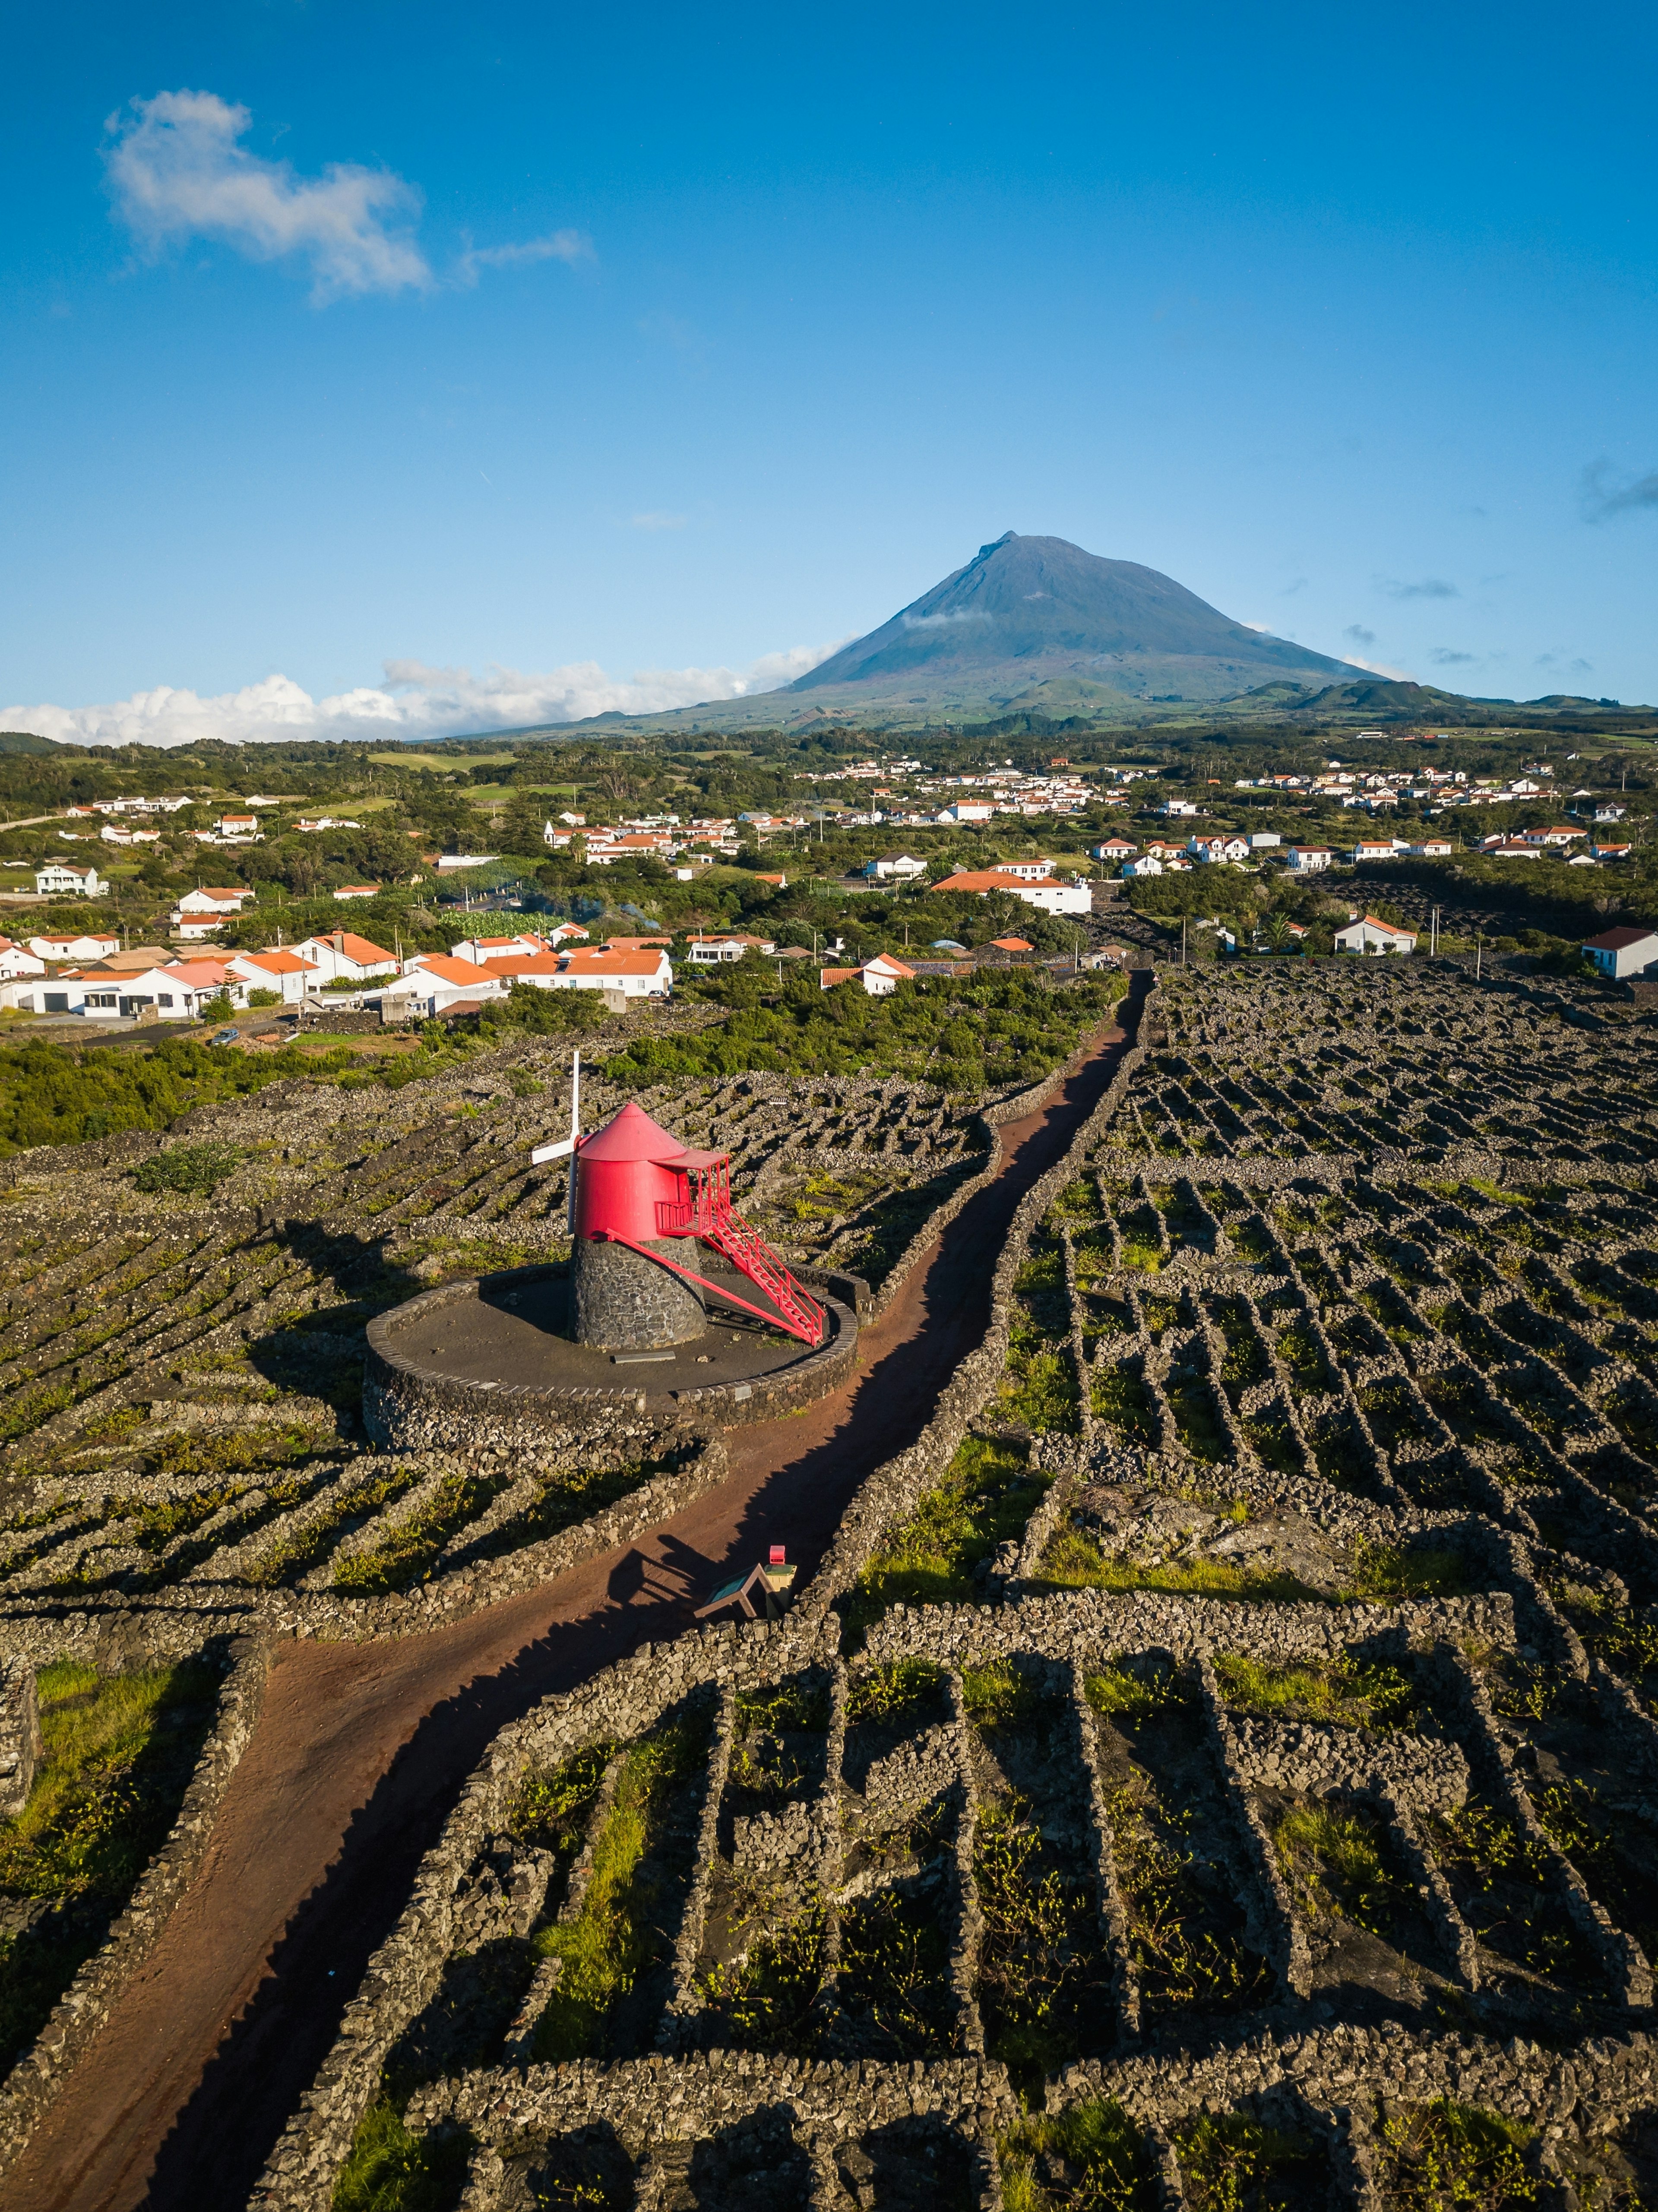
[241,966,1658,2211]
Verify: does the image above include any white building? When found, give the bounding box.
[1583,927,1658,980]
[1287,847,1333,873]
[227,950,321,1004]
[34,861,104,898]
[861,854,927,881]
[820,953,915,997]
[1188,835,1249,865]
[179,887,253,917]
[1122,855,1163,879]
[0,940,47,979]
[1335,915,1418,956]
[546,947,674,998]
[1248,832,1281,849]
[289,930,400,984]
[377,956,509,1019]
[930,868,1092,915]
[28,931,118,963]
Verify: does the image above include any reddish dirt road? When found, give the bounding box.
[11,982,1143,2212]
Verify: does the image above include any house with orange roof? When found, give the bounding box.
[547,946,674,999]
[820,953,914,997]
[449,932,554,965]
[290,930,400,984]
[1334,914,1418,956]
[931,868,1090,913]
[226,949,322,1003]
[333,884,380,902]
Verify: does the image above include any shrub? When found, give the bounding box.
[131,1141,241,1196]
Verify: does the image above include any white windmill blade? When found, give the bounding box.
[530,1049,582,1165]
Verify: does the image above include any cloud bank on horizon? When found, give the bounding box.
[1,642,842,750]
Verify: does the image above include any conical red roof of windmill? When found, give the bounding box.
[579,1100,687,1162]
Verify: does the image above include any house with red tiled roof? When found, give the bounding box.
[820,953,914,998]
[1334,914,1418,956]
[226,949,322,1004]
[290,930,400,984]
[547,946,674,998]
[930,868,1091,914]
[1583,926,1658,980]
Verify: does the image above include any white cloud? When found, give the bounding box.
[630,511,687,531]
[104,91,585,304]
[1340,653,1418,681]
[105,90,431,302]
[2,642,848,750]
[456,230,591,286]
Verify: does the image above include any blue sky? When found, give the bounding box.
[4,0,1657,743]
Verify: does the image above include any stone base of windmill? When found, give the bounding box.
[364,1248,864,1450]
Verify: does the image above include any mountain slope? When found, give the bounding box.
[785,532,1368,707]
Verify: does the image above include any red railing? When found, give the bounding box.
[652,1160,825,1346]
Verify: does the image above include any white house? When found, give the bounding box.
[1335,914,1418,956]
[688,934,777,963]
[100,823,161,845]
[1188,835,1249,865]
[333,884,380,902]
[216,813,259,839]
[1595,804,1628,823]
[1157,799,1199,818]
[434,853,500,871]
[1249,832,1282,850]
[1351,839,1403,863]
[1288,847,1333,873]
[936,801,995,823]
[377,956,509,1019]
[178,887,251,918]
[547,947,674,998]
[0,939,47,979]
[171,915,228,943]
[861,854,927,881]
[821,953,915,997]
[227,949,321,1004]
[34,861,104,898]
[28,931,119,963]
[930,868,1091,915]
[290,930,400,984]
[1406,839,1455,859]
[1583,926,1658,980]
[450,933,553,965]
[1090,838,1138,863]
[1122,855,1163,879]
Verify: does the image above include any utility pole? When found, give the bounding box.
[1430,905,1440,959]
[1181,914,1188,966]
[1475,932,1482,981]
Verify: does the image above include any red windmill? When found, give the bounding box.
[537,1061,825,1348]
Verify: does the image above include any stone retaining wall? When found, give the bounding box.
[0,1633,269,2189]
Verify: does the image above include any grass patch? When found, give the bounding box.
[0,1656,219,2062]
[999,2098,1156,2212]
[1274,1802,1405,1940]
[332,2098,471,2212]
[529,1712,708,2061]
[1213,1652,1417,1730]
[1374,2099,1537,2212]
[840,1437,1046,1643]
[1346,1542,1471,1601]
[1039,1528,1323,1605]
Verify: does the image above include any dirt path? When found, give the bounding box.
[10,982,1143,2212]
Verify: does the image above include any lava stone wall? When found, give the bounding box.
[572,1236,707,1350]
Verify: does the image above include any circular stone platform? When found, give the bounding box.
[364,1260,861,1450]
